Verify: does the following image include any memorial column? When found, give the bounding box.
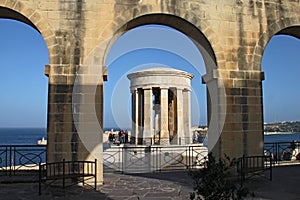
[131,89,139,144]
[143,88,153,145]
[176,88,184,145]
[183,89,192,144]
[160,88,169,145]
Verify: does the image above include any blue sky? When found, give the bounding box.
[0,19,299,128]
[262,35,300,123]
[0,19,48,128]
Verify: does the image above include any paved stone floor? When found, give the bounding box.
[244,164,300,200]
[1,165,300,199]
[0,171,193,200]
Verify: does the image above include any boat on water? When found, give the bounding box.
[37,137,47,145]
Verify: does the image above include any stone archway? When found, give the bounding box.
[100,14,226,155]
[252,19,300,71]
[103,13,222,73]
[74,13,223,182]
[0,5,50,148]
[253,20,300,136]
[0,3,57,63]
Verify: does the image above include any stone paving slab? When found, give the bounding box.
[1,166,300,199]
[245,165,300,200]
[0,171,194,200]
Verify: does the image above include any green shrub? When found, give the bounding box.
[189,153,249,200]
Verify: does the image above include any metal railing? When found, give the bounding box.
[0,141,298,177]
[264,141,300,164]
[39,159,97,195]
[103,144,208,173]
[237,155,273,185]
[0,145,46,176]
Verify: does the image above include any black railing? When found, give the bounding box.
[237,155,273,186]
[0,141,299,177]
[0,145,46,176]
[264,141,300,164]
[103,145,208,173]
[39,159,97,195]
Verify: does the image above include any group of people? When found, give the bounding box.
[192,131,205,144]
[108,130,129,144]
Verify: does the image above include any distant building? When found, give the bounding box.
[127,67,194,145]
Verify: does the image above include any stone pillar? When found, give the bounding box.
[131,89,139,144]
[183,89,192,144]
[137,89,144,144]
[176,88,184,145]
[143,88,153,145]
[202,71,226,159]
[203,69,264,159]
[70,64,104,185]
[160,88,169,145]
[168,89,177,144]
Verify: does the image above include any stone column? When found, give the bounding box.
[176,88,184,145]
[160,88,169,145]
[202,69,227,159]
[168,89,177,144]
[131,89,139,144]
[138,89,144,144]
[143,88,153,145]
[183,89,192,144]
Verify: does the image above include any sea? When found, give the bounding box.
[0,128,47,168]
[264,132,300,143]
[0,128,299,167]
[0,128,300,145]
[0,128,47,145]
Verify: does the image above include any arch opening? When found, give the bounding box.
[103,14,218,146]
[262,26,300,137]
[0,16,49,144]
[104,14,217,72]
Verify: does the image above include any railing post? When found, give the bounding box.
[62,159,65,189]
[276,143,279,164]
[13,146,16,175]
[5,146,8,176]
[39,162,42,195]
[94,159,97,190]
[270,154,273,181]
[158,147,161,172]
[9,146,12,177]
[239,157,242,186]
[82,161,85,185]
[242,155,245,184]
[186,146,189,169]
[121,146,124,174]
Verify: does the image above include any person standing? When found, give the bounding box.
[118,130,122,143]
[125,130,128,143]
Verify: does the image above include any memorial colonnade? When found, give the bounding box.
[127,67,194,146]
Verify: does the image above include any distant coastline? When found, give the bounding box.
[264,121,300,133]
[264,131,300,135]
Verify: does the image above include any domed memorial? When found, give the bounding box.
[127,67,194,145]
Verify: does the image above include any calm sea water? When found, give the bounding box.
[264,132,300,143]
[0,128,46,145]
[0,128,47,167]
[0,128,300,145]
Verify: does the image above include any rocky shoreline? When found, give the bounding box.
[264,121,300,133]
